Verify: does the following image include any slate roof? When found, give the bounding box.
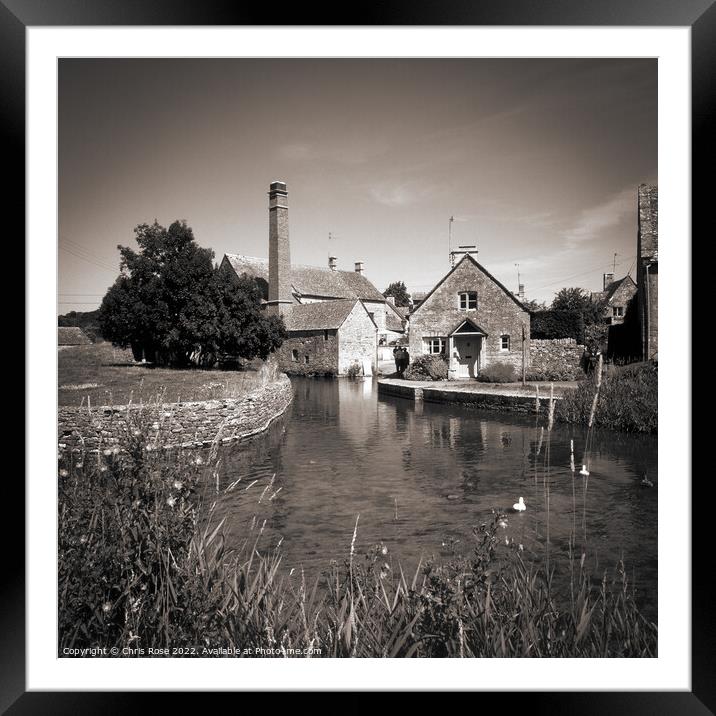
[284,299,374,332]
[58,327,92,345]
[223,254,386,302]
[592,275,637,305]
[385,302,407,333]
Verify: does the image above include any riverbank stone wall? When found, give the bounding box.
[58,375,293,452]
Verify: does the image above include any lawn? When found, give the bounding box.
[58,342,266,407]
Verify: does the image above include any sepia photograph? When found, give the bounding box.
[56,56,660,660]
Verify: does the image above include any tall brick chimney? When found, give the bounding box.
[354,261,364,275]
[267,181,292,316]
[603,272,614,291]
[328,256,338,271]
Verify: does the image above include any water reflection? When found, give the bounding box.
[210,377,657,617]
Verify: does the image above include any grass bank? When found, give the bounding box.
[556,362,657,434]
[58,421,657,658]
[58,342,265,407]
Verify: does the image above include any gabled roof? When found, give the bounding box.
[449,317,488,336]
[410,253,527,317]
[223,254,386,302]
[58,327,92,345]
[602,275,636,303]
[385,301,407,333]
[285,299,377,332]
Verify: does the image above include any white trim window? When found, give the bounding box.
[500,334,511,351]
[612,306,624,317]
[458,291,478,310]
[424,337,446,355]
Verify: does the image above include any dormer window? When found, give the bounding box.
[459,291,477,310]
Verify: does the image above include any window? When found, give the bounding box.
[458,291,477,310]
[291,349,299,362]
[424,337,446,355]
[324,330,329,341]
[304,355,310,364]
[500,335,510,351]
[613,306,624,317]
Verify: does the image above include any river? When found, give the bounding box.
[211,377,658,618]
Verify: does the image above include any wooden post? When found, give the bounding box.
[521,324,526,386]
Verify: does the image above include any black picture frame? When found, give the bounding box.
[7,0,706,710]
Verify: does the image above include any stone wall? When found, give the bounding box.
[278,330,339,375]
[58,375,294,452]
[528,338,584,380]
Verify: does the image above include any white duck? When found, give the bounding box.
[513,496,526,512]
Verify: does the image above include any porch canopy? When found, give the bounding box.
[449,317,488,337]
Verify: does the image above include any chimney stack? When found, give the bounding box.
[518,284,525,300]
[450,244,479,265]
[354,261,364,275]
[603,272,614,291]
[328,256,337,271]
[267,181,292,316]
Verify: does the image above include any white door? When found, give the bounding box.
[454,337,479,378]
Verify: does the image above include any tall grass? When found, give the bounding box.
[58,421,656,657]
[556,361,657,434]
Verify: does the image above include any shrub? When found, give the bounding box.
[346,362,362,378]
[404,354,448,381]
[556,361,657,433]
[476,362,517,383]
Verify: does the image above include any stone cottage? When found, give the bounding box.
[221,181,388,375]
[636,184,658,360]
[408,247,531,379]
[592,273,637,325]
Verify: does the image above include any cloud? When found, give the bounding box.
[562,187,636,249]
[368,180,438,208]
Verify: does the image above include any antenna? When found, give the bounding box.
[448,216,454,267]
[613,252,618,274]
[515,263,521,292]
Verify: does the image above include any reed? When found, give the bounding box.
[58,414,657,657]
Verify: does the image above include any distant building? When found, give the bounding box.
[58,326,92,346]
[221,181,389,375]
[592,273,637,325]
[636,184,658,360]
[408,247,531,379]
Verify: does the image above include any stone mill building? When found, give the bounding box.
[221,181,395,376]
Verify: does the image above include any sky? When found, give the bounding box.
[58,58,656,313]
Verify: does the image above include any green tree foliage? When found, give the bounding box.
[99,221,285,367]
[383,280,411,308]
[58,309,102,341]
[552,287,603,326]
[531,309,585,343]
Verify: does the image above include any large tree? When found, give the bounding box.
[552,287,603,326]
[99,220,285,366]
[383,280,411,307]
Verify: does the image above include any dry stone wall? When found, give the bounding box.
[58,375,293,452]
[528,338,584,380]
